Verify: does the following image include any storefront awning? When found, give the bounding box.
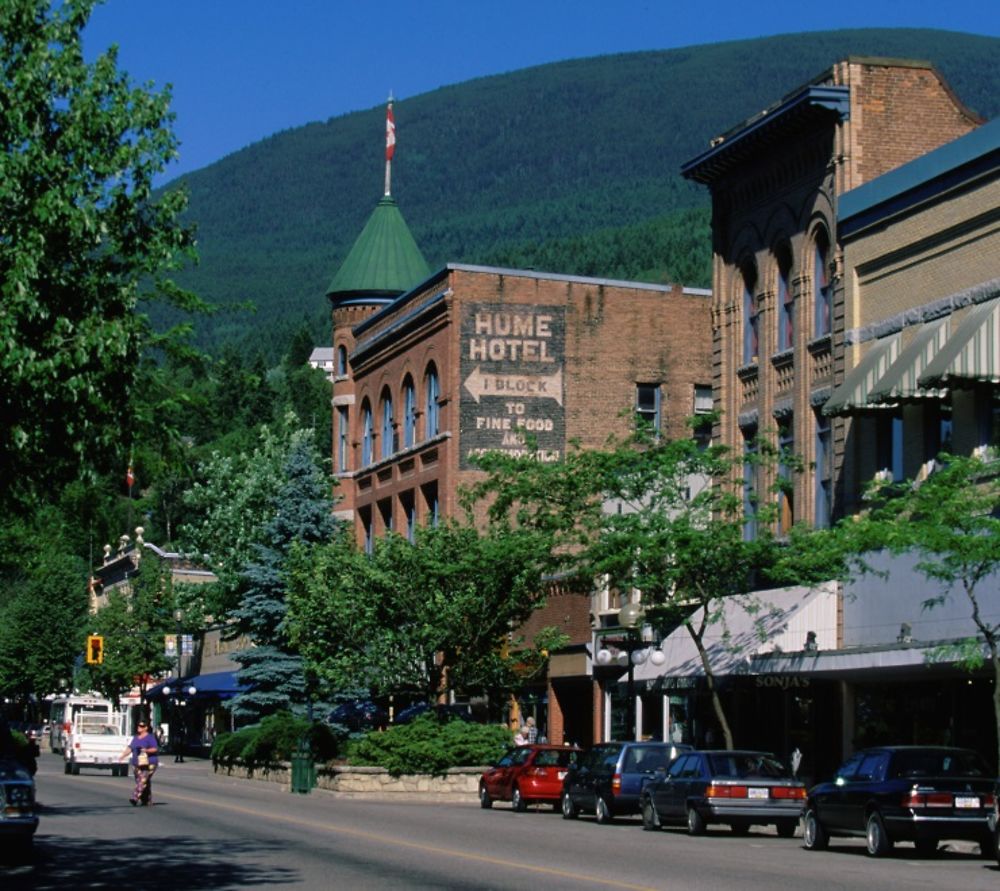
[868,318,949,403]
[145,677,178,699]
[823,334,900,416]
[919,296,1000,387]
[630,582,839,682]
[186,671,246,701]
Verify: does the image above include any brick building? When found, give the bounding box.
[328,258,712,744]
[681,57,980,529]
[662,58,999,779]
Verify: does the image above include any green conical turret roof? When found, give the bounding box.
[326,196,430,302]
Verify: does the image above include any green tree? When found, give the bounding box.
[847,456,1000,767]
[286,520,563,711]
[0,0,201,511]
[227,430,336,722]
[177,421,302,613]
[0,515,89,706]
[472,428,835,749]
[86,552,173,702]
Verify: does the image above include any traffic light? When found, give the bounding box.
[86,634,104,665]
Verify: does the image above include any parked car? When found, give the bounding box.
[639,749,805,837]
[394,702,472,725]
[326,700,389,733]
[990,780,1000,866]
[481,744,581,811]
[561,741,692,824]
[802,745,995,857]
[0,758,39,853]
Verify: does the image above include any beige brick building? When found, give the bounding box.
[681,57,980,528]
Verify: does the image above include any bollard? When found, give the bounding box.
[290,738,315,794]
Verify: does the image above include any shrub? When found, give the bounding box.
[349,714,511,776]
[211,712,339,769]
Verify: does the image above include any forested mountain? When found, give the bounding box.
[165,29,1000,356]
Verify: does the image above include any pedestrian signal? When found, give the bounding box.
[86,634,104,665]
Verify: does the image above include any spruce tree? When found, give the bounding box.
[228,430,336,722]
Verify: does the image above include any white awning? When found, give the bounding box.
[631,582,839,681]
[919,296,1000,387]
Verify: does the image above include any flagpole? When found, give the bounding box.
[384,93,395,197]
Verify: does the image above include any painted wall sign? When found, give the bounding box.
[460,303,565,469]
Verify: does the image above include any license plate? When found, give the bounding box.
[748,787,769,799]
[955,796,980,809]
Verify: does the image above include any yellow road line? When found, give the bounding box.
[160,788,659,890]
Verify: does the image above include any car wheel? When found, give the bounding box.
[71,761,80,776]
[511,786,527,812]
[63,760,72,775]
[687,805,706,836]
[913,838,938,857]
[640,795,660,831]
[479,783,492,809]
[865,811,892,857]
[561,791,578,820]
[776,819,797,839]
[595,795,613,825]
[802,807,828,851]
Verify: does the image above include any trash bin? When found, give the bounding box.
[290,738,315,794]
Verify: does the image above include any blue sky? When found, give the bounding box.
[84,0,1000,183]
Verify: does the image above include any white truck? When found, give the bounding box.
[63,711,130,777]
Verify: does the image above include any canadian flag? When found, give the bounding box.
[385,104,396,161]
[126,464,135,488]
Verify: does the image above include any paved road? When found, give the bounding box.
[3,753,997,889]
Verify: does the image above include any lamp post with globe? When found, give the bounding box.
[594,602,666,741]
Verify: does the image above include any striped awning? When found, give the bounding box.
[868,318,950,403]
[823,334,900,416]
[919,297,1000,387]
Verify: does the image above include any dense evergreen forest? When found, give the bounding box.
[163,28,1000,358]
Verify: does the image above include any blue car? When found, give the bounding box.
[803,746,995,857]
[326,700,389,733]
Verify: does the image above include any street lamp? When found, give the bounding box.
[596,602,667,741]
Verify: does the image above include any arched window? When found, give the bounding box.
[380,388,394,460]
[813,229,832,337]
[336,345,348,376]
[776,246,793,352]
[425,365,440,438]
[402,377,416,448]
[741,264,759,365]
[361,400,373,467]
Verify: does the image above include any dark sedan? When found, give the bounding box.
[802,745,995,857]
[639,749,805,837]
[480,744,581,811]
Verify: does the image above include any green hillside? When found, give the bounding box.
[165,28,1000,356]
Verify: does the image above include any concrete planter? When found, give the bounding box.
[214,760,484,801]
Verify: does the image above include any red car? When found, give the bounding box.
[480,744,581,812]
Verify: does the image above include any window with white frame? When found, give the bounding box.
[337,407,349,472]
[380,389,395,460]
[402,377,416,448]
[636,383,661,436]
[425,365,440,438]
[361,401,373,467]
[693,384,712,448]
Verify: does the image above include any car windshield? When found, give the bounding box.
[707,753,788,779]
[890,749,990,779]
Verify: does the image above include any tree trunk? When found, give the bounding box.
[686,623,734,749]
